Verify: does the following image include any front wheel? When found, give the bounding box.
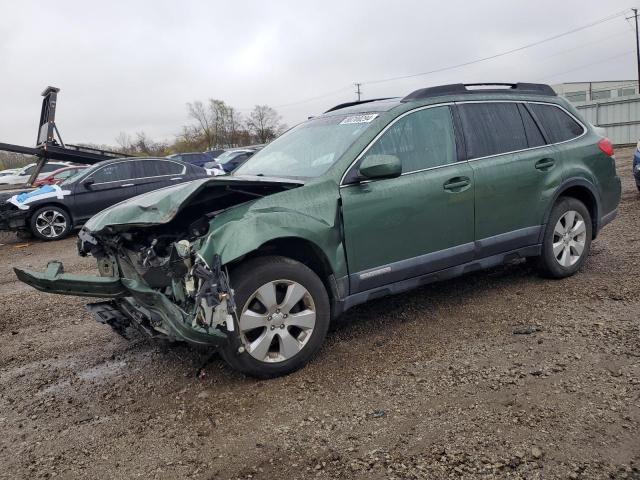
[29,206,72,241]
[220,256,330,378]
[537,197,592,278]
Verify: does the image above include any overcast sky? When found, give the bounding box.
[0,0,636,147]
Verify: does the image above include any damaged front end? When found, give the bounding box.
[0,199,29,233]
[16,230,236,346]
[14,176,305,347]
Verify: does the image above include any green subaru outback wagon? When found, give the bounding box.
[16,83,621,378]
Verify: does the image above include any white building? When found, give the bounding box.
[552,80,638,103]
[550,80,640,145]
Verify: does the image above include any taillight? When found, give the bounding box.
[598,138,614,157]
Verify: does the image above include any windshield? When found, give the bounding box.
[234,114,376,178]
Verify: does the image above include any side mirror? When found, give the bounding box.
[83,178,95,188]
[358,154,402,180]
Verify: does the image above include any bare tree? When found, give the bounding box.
[187,101,216,149]
[186,99,248,149]
[114,99,284,158]
[174,125,208,152]
[115,132,133,152]
[114,131,167,156]
[246,105,286,144]
[224,106,243,147]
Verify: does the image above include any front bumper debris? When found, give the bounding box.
[86,300,132,337]
[14,261,127,297]
[14,261,229,347]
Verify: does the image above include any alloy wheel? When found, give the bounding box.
[552,210,587,267]
[238,280,316,363]
[34,210,67,238]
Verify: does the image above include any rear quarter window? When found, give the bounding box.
[528,103,584,143]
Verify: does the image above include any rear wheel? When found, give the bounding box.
[537,197,592,278]
[30,206,72,241]
[220,256,330,378]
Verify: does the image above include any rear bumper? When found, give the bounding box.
[14,261,228,347]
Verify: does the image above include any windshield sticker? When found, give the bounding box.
[340,113,378,125]
[6,185,71,210]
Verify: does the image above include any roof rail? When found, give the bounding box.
[324,97,395,113]
[401,83,556,102]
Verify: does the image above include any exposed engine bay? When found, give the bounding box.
[74,178,303,342]
[81,225,236,335]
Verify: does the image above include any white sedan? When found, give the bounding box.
[0,162,75,185]
[0,168,20,178]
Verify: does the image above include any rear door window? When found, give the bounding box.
[458,102,528,159]
[137,160,185,177]
[364,105,457,173]
[528,103,584,143]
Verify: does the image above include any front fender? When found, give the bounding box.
[197,181,347,280]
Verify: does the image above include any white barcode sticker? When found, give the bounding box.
[340,113,378,125]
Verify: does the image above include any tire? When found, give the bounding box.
[220,255,330,379]
[537,197,592,279]
[29,206,72,241]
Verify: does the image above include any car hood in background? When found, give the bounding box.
[84,175,305,233]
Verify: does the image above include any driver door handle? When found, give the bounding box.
[121,183,135,187]
[443,176,471,192]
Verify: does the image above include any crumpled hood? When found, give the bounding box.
[84,175,304,233]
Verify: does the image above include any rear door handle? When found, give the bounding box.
[121,183,135,187]
[535,158,555,171]
[170,177,183,181]
[443,176,471,192]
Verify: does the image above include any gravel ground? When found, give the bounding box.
[0,149,639,480]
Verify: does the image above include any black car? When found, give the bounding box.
[204,148,226,159]
[0,157,208,241]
